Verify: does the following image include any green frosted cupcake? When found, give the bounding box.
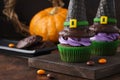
[58,44,91,62]
[91,40,119,56]
[57,0,93,63]
[89,0,120,56]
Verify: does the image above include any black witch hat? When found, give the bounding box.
[64,0,88,28]
[94,0,117,24]
[59,0,91,38]
[90,0,119,33]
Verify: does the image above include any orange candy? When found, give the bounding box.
[98,58,107,64]
[37,69,46,75]
[8,43,15,48]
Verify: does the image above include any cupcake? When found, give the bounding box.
[89,0,120,56]
[58,0,93,62]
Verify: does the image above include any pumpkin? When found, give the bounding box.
[29,7,67,42]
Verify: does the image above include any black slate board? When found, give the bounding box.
[28,52,120,80]
[0,39,57,57]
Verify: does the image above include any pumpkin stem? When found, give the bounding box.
[49,0,64,7]
[50,7,58,15]
[49,0,64,15]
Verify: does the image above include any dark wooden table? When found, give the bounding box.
[0,50,120,80]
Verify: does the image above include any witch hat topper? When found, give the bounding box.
[94,0,117,25]
[59,0,93,38]
[64,0,89,28]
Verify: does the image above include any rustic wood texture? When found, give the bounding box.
[0,50,120,80]
[28,51,120,80]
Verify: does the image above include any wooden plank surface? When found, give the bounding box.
[28,52,120,80]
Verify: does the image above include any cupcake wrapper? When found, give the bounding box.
[58,44,91,63]
[91,40,119,56]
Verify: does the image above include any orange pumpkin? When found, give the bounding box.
[29,7,67,42]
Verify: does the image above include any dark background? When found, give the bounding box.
[0,0,120,40]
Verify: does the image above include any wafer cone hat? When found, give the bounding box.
[60,0,93,37]
[64,0,89,28]
[94,0,117,24]
[89,0,120,33]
